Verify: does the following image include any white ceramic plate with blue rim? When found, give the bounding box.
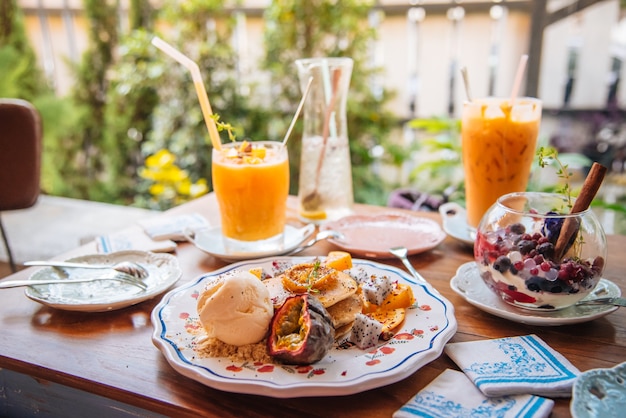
[571,361,626,418]
[151,256,457,398]
[450,261,621,326]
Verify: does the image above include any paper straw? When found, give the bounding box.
[460,66,473,102]
[282,76,313,148]
[151,36,222,150]
[509,54,529,106]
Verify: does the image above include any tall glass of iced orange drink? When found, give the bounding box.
[461,97,542,228]
[212,140,289,252]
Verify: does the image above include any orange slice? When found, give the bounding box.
[299,209,327,221]
[324,251,353,271]
[378,283,415,310]
[368,308,405,334]
[281,262,336,292]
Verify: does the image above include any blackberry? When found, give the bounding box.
[526,276,543,292]
[509,223,526,235]
[518,240,537,255]
[493,256,512,273]
[536,242,555,259]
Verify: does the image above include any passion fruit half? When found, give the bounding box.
[267,294,334,365]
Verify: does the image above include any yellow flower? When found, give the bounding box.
[146,149,176,169]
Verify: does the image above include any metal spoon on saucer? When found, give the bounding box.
[389,246,428,285]
[575,297,626,307]
[288,230,345,255]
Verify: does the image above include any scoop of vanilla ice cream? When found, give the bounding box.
[197,271,274,346]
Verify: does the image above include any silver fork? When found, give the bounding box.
[389,246,428,285]
[0,274,148,290]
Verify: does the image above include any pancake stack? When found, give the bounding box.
[263,261,361,340]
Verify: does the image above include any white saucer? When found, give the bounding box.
[438,202,475,246]
[450,261,621,326]
[184,224,315,262]
[25,251,181,312]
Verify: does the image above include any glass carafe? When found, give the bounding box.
[295,57,354,222]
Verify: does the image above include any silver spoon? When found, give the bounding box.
[389,246,428,285]
[0,274,148,290]
[575,297,626,307]
[288,230,345,255]
[23,260,149,280]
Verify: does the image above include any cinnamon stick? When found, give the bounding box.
[554,162,608,259]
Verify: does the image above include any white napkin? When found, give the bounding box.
[96,226,177,253]
[393,369,554,418]
[444,334,580,398]
[137,213,209,241]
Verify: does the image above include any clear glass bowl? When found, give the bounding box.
[474,192,607,310]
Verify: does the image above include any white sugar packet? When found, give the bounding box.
[138,213,209,241]
[445,334,580,398]
[394,369,554,418]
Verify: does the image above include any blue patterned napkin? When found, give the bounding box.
[444,334,580,397]
[96,226,177,253]
[393,369,554,418]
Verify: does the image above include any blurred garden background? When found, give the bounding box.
[2,0,626,233]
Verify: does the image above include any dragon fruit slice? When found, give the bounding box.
[349,313,383,349]
[361,275,393,306]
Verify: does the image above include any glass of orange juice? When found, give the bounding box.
[212,140,289,252]
[461,97,542,228]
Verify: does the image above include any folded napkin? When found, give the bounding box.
[96,226,177,254]
[393,369,554,418]
[138,213,209,241]
[445,334,580,398]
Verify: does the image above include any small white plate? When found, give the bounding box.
[571,361,626,418]
[25,250,181,312]
[151,256,457,398]
[438,202,475,246]
[185,224,315,262]
[450,261,621,326]
[320,213,446,259]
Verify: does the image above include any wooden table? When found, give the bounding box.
[1,194,625,417]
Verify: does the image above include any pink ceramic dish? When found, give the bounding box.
[320,213,446,258]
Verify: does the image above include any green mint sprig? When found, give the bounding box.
[210,114,237,142]
[305,259,322,294]
[537,146,574,210]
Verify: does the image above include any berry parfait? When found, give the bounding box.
[475,192,607,310]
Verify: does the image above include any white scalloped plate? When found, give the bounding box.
[151,256,457,398]
[25,251,181,312]
[450,261,621,326]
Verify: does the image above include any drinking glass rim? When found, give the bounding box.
[294,57,354,66]
[216,140,284,148]
[462,97,542,107]
[495,191,590,218]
